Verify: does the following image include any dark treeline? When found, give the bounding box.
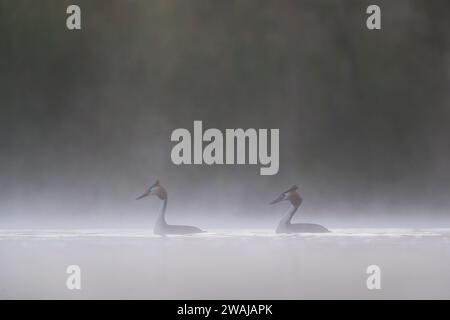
[0,0,449,223]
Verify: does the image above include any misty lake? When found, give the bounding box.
[1,228,449,299]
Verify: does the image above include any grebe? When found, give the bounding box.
[270,185,329,233]
[136,180,205,235]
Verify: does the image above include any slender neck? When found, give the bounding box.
[279,204,298,226]
[156,197,168,225]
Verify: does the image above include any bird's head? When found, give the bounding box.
[136,180,167,200]
[269,185,302,207]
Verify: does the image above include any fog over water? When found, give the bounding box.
[1,0,450,299]
[1,229,450,299]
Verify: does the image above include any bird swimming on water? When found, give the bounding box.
[270,185,329,233]
[136,180,205,235]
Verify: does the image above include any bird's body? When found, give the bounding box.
[137,180,205,236]
[154,223,204,236]
[275,204,329,234]
[271,185,329,234]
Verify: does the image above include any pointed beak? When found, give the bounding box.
[136,192,150,200]
[269,194,284,205]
